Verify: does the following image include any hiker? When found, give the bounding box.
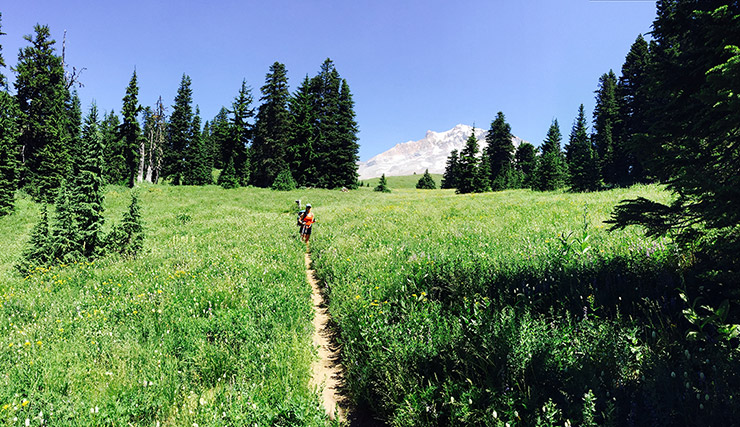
[300,203,315,244]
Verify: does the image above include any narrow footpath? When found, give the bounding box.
[306,251,347,422]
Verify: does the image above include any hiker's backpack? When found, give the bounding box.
[297,210,305,226]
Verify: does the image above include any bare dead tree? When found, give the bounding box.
[146,97,166,184]
[62,30,86,89]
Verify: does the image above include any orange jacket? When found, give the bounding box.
[302,211,315,227]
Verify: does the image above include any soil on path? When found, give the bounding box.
[306,251,347,422]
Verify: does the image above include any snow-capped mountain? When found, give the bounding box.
[358,124,525,179]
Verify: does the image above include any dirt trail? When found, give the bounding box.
[306,251,347,422]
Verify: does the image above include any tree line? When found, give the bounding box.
[0,19,360,216]
[440,33,654,195]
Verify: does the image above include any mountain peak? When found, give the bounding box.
[358,125,525,180]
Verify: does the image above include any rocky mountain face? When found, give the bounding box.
[358,124,525,179]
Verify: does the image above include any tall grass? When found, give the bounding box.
[0,185,331,426]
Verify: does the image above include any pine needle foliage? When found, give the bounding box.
[374,174,391,193]
[106,191,144,257]
[416,169,437,189]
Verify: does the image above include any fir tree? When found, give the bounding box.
[183,106,212,185]
[441,149,460,189]
[374,174,391,193]
[120,70,142,188]
[0,16,19,215]
[287,76,317,187]
[101,110,127,185]
[456,131,482,194]
[230,80,254,186]
[72,103,105,258]
[566,104,599,192]
[66,90,82,171]
[271,167,297,191]
[251,62,291,187]
[14,24,71,202]
[532,120,567,191]
[592,70,619,186]
[210,107,230,170]
[485,112,515,190]
[514,142,537,188]
[416,169,437,189]
[18,205,51,272]
[165,74,194,185]
[50,181,81,263]
[218,154,239,189]
[474,158,491,193]
[107,191,144,257]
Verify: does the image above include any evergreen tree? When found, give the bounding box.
[441,149,460,189]
[14,25,71,202]
[416,169,437,189]
[230,80,254,186]
[514,142,537,188]
[457,131,482,194]
[66,90,82,171]
[210,107,230,170]
[101,110,127,185]
[566,104,600,192]
[271,167,297,191]
[50,181,81,263]
[287,76,317,187]
[165,74,193,185]
[532,120,567,191]
[183,106,212,185]
[251,62,291,187]
[374,174,391,193]
[0,17,19,215]
[107,191,144,257]
[72,103,105,258]
[615,34,652,184]
[120,70,142,188]
[592,70,619,186]
[18,205,51,272]
[474,157,492,193]
[333,78,361,188]
[485,112,515,190]
[218,154,239,189]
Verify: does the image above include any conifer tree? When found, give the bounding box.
[441,149,460,189]
[14,25,71,202]
[615,34,652,185]
[457,131,482,194]
[50,181,81,263]
[230,80,254,186]
[210,107,229,170]
[165,74,194,185]
[532,120,567,191]
[66,91,82,171]
[566,104,599,192]
[474,158,491,193]
[107,191,144,257]
[416,169,437,189]
[514,142,537,188]
[0,16,19,216]
[18,205,51,272]
[271,167,297,191]
[374,174,391,193]
[333,78,361,188]
[120,70,142,188]
[485,112,515,190]
[183,106,212,185]
[218,154,239,189]
[251,62,291,187]
[287,76,317,187]
[72,103,105,258]
[592,70,619,186]
[101,110,127,185]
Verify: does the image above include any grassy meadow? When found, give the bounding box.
[359,173,443,189]
[1,181,737,426]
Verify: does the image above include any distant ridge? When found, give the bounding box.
[357,124,525,179]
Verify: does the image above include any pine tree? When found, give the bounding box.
[441,149,460,189]
[532,120,567,191]
[251,62,291,187]
[50,181,81,263]
[120,70,142,188]
[333,78,361,188]
[14,25,71,202]
[287,76,317,187]
[165,74,194,185]
[183,106,212,185]
[101,110,127,185]
[17,205,51,272]
[230,80,254,186]
[374,174,391,193]
[615,34,652,185]
[72,103,105,258]
[218,154,239,189]
[566,104,600,192]
[271,167,297,191]
[416,169,437,189]
[474,158,491,193]
[592,70,619,186]
[485,112,515,191]
[514,142,537,188]
[457,131,482,194]
[107,191,144,257]
[210,107,230,170]
[66,90,82,172]
[0,17,19,216]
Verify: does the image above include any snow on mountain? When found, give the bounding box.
[358,124,525,179]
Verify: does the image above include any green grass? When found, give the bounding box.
[358,173,442,189]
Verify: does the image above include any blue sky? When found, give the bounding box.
[2,1,656,161]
